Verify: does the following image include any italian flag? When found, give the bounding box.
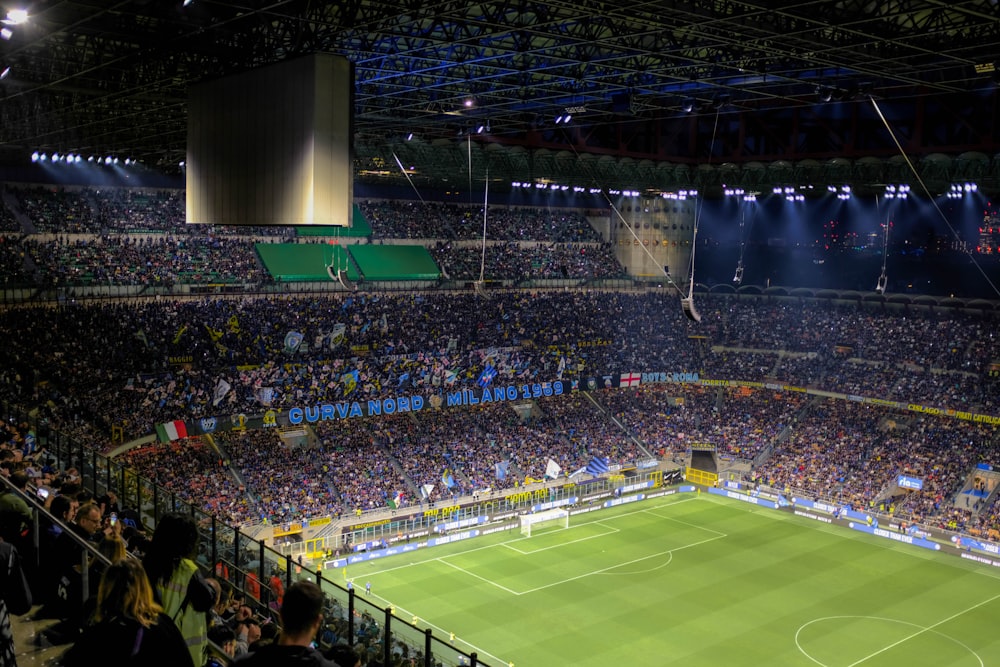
[155,420,188,442]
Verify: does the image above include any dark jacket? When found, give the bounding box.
[61,612,196,667]
[232,643,341,667]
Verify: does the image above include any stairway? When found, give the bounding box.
[11,604,71,667]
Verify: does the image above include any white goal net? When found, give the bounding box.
[519,508,570,537]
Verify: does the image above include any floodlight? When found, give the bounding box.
[4,9,28,25]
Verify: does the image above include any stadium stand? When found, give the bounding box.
[3,190,1000,667]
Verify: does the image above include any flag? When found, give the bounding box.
[134,329,151,348]
[227,315,240,333]
[330,323,347,348]
[495,460,509,480]
[444,369,458,385]
[212,378,231,406]
[387,490,404,509]
[341,370,359,396]
[620,372,641,387]
[172,325,188,345]
[442,469,456,488]
[155,420,188,442]
[545,458,562,479]
[420,483,435,499]
[477,364,498,388]
[284,331,304,354]
[205,324,224,342]
[397,372,410,389]
[255,386,275,406]
[557,355,566,379]
[586,456,610,475]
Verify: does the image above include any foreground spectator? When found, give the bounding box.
[232,581,340,667]
[142,513,212,667]
[0,536,32,667]
[61,558,194,667]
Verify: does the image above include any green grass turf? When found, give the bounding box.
[336,494,1000,667]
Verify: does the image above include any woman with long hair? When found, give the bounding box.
[141,513,210,667]
[61,558,194,667]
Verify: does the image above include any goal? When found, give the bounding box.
[519,508,570,537]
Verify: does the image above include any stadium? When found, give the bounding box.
[1,2,1000,667]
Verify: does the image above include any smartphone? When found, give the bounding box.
[37,487,49,499]
[109,512,117,526]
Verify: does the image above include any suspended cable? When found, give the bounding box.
[869,96,1000,299]
[874,194,890,294]
[477,168,489,291]
[680,109,721,322]
[391,152,427,205]
[556,130,682,292]
[733,199,755,285]
[467,134,474,208]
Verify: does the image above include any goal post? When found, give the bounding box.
[519,508,570,537]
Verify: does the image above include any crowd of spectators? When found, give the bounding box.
[2,188,623,287]
[1,189,1000,549]
[358,199,603,242]
[0,236,35,286]
[11,185,291,237]
[23,235,268,287]
[430,240,623,281]
[119,439,249,523]
[0,290,995,445]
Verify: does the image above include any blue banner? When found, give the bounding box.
[952,535,1000,556]
[707,487,778,509]
[849,522,941,551]
[896,474,924,490]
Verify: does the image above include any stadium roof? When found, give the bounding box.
[3,0,1000,194]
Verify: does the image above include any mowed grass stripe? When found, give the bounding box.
[346,495,1000,667]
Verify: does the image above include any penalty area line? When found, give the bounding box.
[518,532,727,595]
[436,557,522,595]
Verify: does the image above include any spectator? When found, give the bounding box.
[268,569,284,608]
[36,502,103,642]
[61,558,195,667]
[231,581,339,667]
[142,513,210,667]
[0,535,32,667]
[0,471,32,540]
[324,644,360,667]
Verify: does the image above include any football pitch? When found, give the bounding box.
[342,494,1000,667]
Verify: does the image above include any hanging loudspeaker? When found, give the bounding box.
[681,297,701,323]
